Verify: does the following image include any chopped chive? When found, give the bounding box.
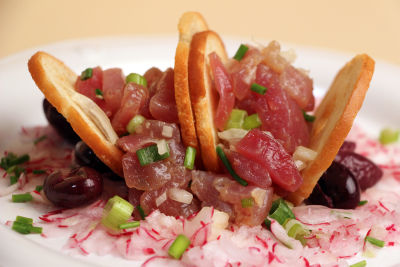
[302,110,315,122]
[126,115,145,134]
[29,226,43,234]
[1,153,30,170]
[233,44,249,61]
[33,169,46,175]
[379,128,399,145]
[358,200,368,206]
[365,236,385,247]
[264,218,271,230]
[187,180,192,189]
[101,195,134,230]
[80,68,93,80]
[35,185,43,192]
[136,144,170,166]
[168,234,191,259]
[241,197,254,208]
[137,205,146,220]
[250,83,268,95]
[269,198,295,225]
[12,193,33,203]
[349,260,367,267]
[243,114,262,130]
[126,73,148,87]
[225,109,248,130]
[95,88,104,99]
[184,146,196,170]
[119,221,140,229]
[12,221,31,234]
[16,216,33,225]
[10,175,18,185]
[33,135,47,145]
[284,219,309,246]
[216,146,248,186]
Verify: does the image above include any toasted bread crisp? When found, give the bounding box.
[28,52,124,176]
[174,12,208,152]
[188,31,228,172]
[287,54,375,205]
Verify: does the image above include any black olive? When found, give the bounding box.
[43,167,103,208]
[307,161,360,209]
[43,99,80,144]
[335,151,383,191]
[74,141,109,172]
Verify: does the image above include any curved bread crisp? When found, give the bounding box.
[28,52,124,176]
[287,54,375,205]
[188,31,228,172]
[174,12,208,152]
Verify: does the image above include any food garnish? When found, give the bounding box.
[101,195,133,230]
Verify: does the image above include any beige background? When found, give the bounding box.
[1,0,399,65]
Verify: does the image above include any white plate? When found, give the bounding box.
[0,36,399,267]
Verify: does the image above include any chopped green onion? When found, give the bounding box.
[184,146,196,170]
[225,109,248,130]
[30,226,43,234]
[33,169,46,175]
[16,216,33,225]
[349,260,367,267]
[119,221,140,229]
[137,205,146,220]
[80,68,93,80]
[168,234,191,259]
[33,135,47,145]
[284,219,309,246]
[101,195,134,230]
[379,128,399,145]
[35,185,43,192]
[1,153,30,170]
[302,110,315,122]
[269,198,295,225]
[11,218,42,235]
[365,236,385,247]
[10,175,18,185]
[250,83,267,95]
[12,221,31,234]
[126,115,145,134]
[264,218,271,230]
[12,193,33,203]
[216,146,248,186]
[241,197,254,208]
[95,88,104,99]
[136,144,170,166]
[233,44,249,61]
[358,200,368,206]
[243,114,262,130]
[126,73,147,87]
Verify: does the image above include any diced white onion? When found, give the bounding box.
[162,125,173,138]
[156,139,169,155]
[168,188,193,204]
[218,128,249,145]
[294,160,307,171]
[155,191,167,207]
[251,188,267,207]
[293,146,317,162]
[210,209,229,240]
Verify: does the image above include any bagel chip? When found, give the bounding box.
[28,52,124,176]
[188,31,228,172]
[287,54,375,205]
[174,12,208,152]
